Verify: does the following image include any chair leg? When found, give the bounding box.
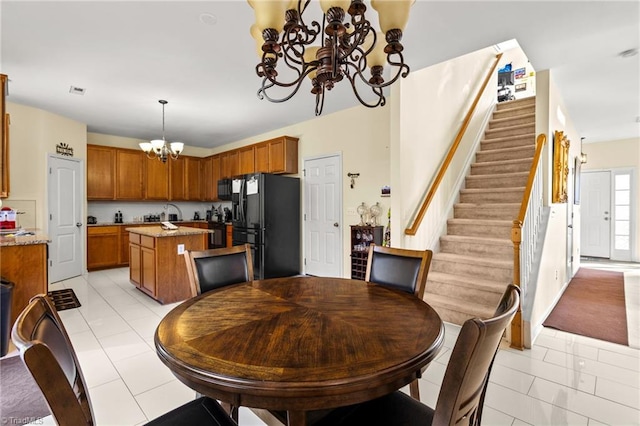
[221,402,239,422]
[409,379,421,401]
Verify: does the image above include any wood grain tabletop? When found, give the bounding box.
[155,275,444,424]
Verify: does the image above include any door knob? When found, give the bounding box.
[604,217,609,221]
[76,222,83,227]
[333,222,339,227]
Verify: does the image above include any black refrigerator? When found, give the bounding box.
[231,173,300,280]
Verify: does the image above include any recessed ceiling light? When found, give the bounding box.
[619,48,638,58]
[69,86,86,95]
[199,13,217,26]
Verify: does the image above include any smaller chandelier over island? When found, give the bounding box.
[139,100,184,163]
[248,0,414,115]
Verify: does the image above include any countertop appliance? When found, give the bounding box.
[232,173,300,280]
[87,216,97,225]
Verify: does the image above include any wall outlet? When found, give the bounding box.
[347,207,356,215]
[177,244,185,255]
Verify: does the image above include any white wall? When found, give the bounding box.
[391,46,499,250]
[527,70,583,345]
[5,101,87,231]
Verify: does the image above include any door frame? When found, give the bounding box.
[303,152,343,277]
[47,154,85,281]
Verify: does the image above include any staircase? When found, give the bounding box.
[425,97,536,325]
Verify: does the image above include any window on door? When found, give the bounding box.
[612,170,633,261]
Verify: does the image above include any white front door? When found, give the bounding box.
[581,171,611,258]
[304,154,342,277]
[48,155,83,283]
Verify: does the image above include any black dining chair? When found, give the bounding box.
[184,243,254,297]
[11,294,237,426]
[312,284,520,426]
[365,243,433,400]
[365,244,433,299]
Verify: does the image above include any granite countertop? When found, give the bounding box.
[126,225,212,238]
[0,231,51,247]
[88,220,209,227]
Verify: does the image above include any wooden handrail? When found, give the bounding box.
[510,133,547,350]
[405,53,503,235]
[515,133,547,225]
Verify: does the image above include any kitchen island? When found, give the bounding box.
[127,225,211,304]
[0,231,50,327]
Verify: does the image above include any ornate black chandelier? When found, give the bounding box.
[248,0,414,115]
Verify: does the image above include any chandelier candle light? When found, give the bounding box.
[248,0,415,115]
[139,100,184,163]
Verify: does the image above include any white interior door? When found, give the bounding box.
[581,171,611,258]
[48,155,84,283]
[304,154,342,277]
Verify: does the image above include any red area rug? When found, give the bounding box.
[544,268,628,346]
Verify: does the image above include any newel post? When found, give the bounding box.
[510,220,524,350]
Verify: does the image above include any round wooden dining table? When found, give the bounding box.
[155,275,444,426]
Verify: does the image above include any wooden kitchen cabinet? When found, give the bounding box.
[185,156,201,200]
[201,156,214,201]
[211,155,221,200]
[116,149,144,199]
[128,227,208,303]
[254,136,298,174]
[238,145,256,175]
[144,157,169,200]
[169,156,187,200]
[221,150,239,179]
[87,145,116,200]
[1,241,47,328]
[87,226,120,270]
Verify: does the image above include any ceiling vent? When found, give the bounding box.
[69,86,86,95]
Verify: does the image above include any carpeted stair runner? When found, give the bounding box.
[424,97,536,324]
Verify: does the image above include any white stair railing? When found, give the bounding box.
[511,133,546,349]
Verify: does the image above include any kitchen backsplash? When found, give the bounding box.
[88,201,232,224]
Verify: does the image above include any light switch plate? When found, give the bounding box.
[177,244,185,255]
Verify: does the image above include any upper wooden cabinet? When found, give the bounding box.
[218,136,298,179]
[86,135,296,201]
[116,149,144,199]
[144,157,169,200]
[169,156,187,201]
[201,155,220,201]
[185,156,201,200]
[1,74,9,199]
[238,145,256,175]
[87,145,116,200]
[221,150,239,179]
[211,155,221,200]
[255,136,298,174]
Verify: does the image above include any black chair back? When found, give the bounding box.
[365,244,433,298]
[184,244,254,297]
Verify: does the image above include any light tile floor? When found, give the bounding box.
[18,262,640,425]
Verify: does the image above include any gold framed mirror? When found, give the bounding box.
[552,130,570,203]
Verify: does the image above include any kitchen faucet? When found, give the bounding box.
[164,203,183,221]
